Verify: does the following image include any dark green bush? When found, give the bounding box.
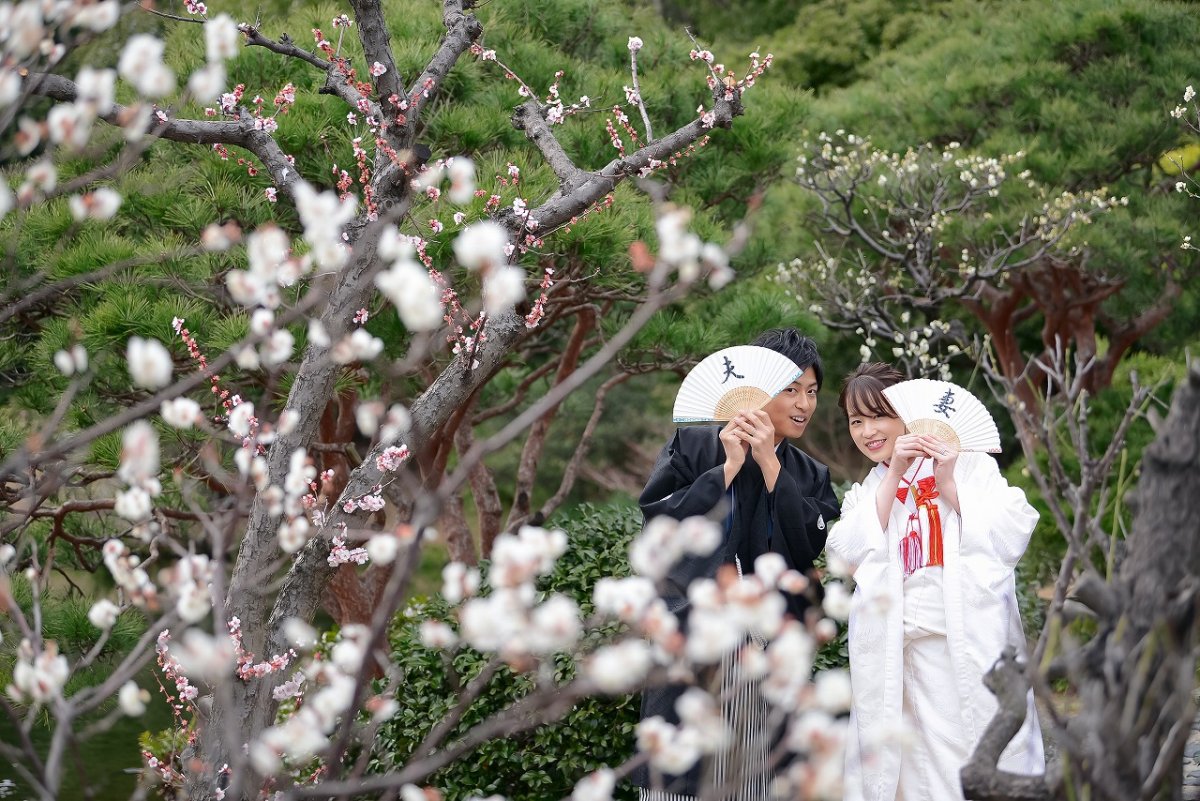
[372,502,643,801]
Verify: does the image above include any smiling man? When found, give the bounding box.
[632,328,841,801]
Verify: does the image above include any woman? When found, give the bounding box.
[828,363,1043,801]
[632,329,841,801]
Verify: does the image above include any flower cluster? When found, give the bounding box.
[781,131,1124,377]
[6,639,69,705]
[114,420,162,537]
[229,617,297,680]
[250,625,396,775]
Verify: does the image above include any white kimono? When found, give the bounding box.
[828,453,1044,801]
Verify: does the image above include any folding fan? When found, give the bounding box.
[881,378,1002,453]
[672,346,802,423]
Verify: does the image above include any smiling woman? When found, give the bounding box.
[828,362,1044,801]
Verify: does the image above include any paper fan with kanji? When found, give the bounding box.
[672,345,802,424]
[881,378,1002,453]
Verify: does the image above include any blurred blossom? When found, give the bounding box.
[160,397,201,429]
[593,576,657,621]
[482,265,526,315]
[126,336,173,389]
[118,420,160,487]
[441,561,481,604]
[228,400,256,437]
[447,157,476,204]
[813,669,852,714]
[588,639,652,692]
[187,62,226,103]
[366,533,400,565]
[205,14,240,61]
[376,258,443,331]
[419,620,458,650]
[118,681,150,716]
[821,581,852,621]
[453,221,509,271]
[10,640,69,705]
[629,516,720,579]
[283,618,318,650]
[571,768,616,801]
[168,628,235,684]
[88,599,120,630]
[118,35,174,98]
[527,594,582,654]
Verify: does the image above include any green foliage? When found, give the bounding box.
[373,503,643,801]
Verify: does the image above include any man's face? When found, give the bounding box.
[762,366,819,441]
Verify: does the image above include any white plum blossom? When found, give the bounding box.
[636,715,703,775]
[47,103,92,150]
[88,599,120,630]
[68,188,122,220]
[813,669,852,714]
[0,70,21,107]
[572,768,616,801]
[379,404,411,444]
[527,594,582,654]
[228,400,256,438]
[821,581,852,621]
[460,591,525,652]
[375,258,444,331]
[205,14,240,61]
[284,618,318,650]
[160,397,202,429]
[52,344,88,376]
[366,533,400,565]
[10,640,69,705]
[169,628,235,683]
[126,336,173,389]
[588,639,652,693]
[629,516,721,579]
[75,67,116,114]
[441,561,481,605]
[261,328,295,366]
[453,221,509,271]
[117,420,160,488]
[72,0,120,32]
[118,681,150,716]
[593,576,657,622]
[117,35,175,98]
[482,265,526,315]
[171,554,214,623]
[187,62,226,103]
[114,486,152,523]
[5,3,45,60]
[447,157,476,204]
[333,328,384,364]
[277,517,310,554]
[293,181,356,270]
[419,620,459,650]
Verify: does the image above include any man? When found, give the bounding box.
[633,328,841,801]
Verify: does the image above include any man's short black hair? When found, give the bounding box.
[750,328,823,389]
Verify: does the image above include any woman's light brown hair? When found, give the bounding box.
[837,362,905,419]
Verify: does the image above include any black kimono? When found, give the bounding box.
[631,425,840,796]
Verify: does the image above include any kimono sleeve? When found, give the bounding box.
[826,479,887,574]
[956,453,1039,569]
[768,463,841,570]
[638,429,727,521]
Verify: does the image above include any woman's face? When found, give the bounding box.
[846,404,906,463]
